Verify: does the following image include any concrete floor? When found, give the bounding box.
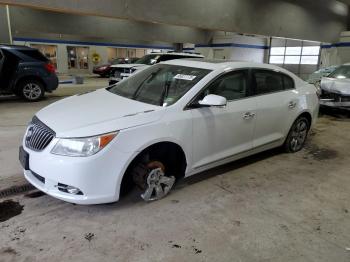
[0,77,350,262]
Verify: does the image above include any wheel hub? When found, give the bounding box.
[23,83,41,100]
[290,120,308,151]
[141,167,175,202]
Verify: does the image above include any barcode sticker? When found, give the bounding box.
[174,74,197,81]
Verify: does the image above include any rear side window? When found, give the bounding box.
[253,70,293,95]
[283,75,295,90]
[0,51,3,60]
[18,50,48,62]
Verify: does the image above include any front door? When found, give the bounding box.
[189,70,257,169]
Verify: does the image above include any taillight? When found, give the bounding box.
[44,63,56,73]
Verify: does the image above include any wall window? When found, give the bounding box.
[67,46,89,70]
[269,38,320,65]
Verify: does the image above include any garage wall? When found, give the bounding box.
[13,39,172,74]
[195,32,269,63]
[320,31,350,67]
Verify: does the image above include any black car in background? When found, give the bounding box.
[93,57,140,77]
[0,45,58,101]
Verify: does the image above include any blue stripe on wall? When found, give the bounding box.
[195,43,269,49]
[13,37,174,50]
[321,42,350,49]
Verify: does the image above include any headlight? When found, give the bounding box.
[51,132,118,157]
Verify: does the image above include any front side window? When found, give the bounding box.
[253,70,285,95]
[108,64,211,106]
[197,70,249,101]
[329,65,350,79]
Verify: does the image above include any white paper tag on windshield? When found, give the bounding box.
[174,74,197,81]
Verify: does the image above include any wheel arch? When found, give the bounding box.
[295,110,312,128]
[118,140,188,197]
[15,75,46,91]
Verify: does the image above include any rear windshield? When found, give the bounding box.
[18,50,48,62]
[134,54,160,65]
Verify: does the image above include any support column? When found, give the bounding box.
[173,43,183,52]
[0,5,12,44]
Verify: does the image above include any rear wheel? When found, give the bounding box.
[284,116,310,153]
[18,79,45,102]
[131,158,175,202]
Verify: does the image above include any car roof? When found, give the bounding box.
[149,52,204,58]
[0,44,35,50]
[162,58,294,73]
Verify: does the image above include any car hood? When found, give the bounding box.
[321,77,350,95]
[110,64,145,69]
[94,64,110,69]
[36,89,164,138]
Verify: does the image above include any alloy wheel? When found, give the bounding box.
[23,83,42,100]
[289,119,308,152]
[141,167,175,201]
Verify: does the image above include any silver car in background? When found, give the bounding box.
[320,64,350,109]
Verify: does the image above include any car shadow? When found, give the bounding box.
[319,106,350,119]
[93,147,283,211]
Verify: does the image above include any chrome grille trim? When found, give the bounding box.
[25,116,55,151]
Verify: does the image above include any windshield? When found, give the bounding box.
[134,54,160,65]
[108,64,211,106]
[328,65,350,79]
[111,58,125,65]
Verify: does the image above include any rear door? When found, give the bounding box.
[251,69,299,148]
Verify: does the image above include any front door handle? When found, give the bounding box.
[288,101,297,109]
[243,112,255,120]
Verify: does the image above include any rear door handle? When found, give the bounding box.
[288,101,297,109]
[243,112,255,120]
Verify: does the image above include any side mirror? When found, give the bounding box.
[199,94,227,107]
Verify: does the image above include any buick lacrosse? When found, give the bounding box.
[20,59,319,204]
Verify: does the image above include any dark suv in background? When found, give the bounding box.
[0,45,58,101]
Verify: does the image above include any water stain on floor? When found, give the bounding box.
[0,200,24,222]
[25,191,45,198]
[304,144,338,161]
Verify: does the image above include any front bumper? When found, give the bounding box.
[22,137,133,205]
[320,99,350,108]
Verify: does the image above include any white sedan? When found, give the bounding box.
[19,59,319,204]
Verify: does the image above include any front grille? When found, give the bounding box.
[321,91,350,102]
[25,116,55,151]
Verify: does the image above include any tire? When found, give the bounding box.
[284,116,310,153]
[18,79,45,102]
[131,156,176,202]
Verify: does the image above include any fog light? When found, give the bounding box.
[57,183,83,195]
[66,186,81,195]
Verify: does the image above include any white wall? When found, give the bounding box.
[320,31,350,68]
[195,32,269,63]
